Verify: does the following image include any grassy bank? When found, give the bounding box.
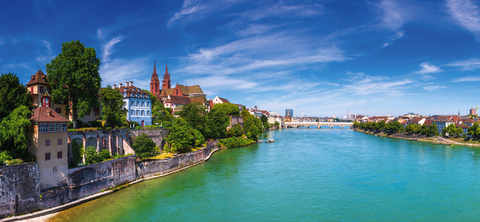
[354,128,480,147]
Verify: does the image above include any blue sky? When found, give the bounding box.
[2,0,480,117]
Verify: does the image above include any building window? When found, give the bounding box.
[131,110,134,116]
[46,139,50,147]
[142,102,144,107]
[136,101,139,106]
[131,101,134,106]
[55,108,61,113]
[58,139,62,145]
[39,123,45,133]
[147,111,150,116]
[136,110,139,115]
[53,123,57,132]
[49,123,54,132]
[47,87,51,93]
[40,86,44,93]
[57,151,62,159]
[45,152,51,161]
[142,110,145,116]
[63,123,67,132]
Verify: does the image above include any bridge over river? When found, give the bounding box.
[284,122,353,129]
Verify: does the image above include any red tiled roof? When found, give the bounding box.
[219,97,230,103]
[463,119,475,123]
[30,106,69,123]
[26,70,49,86]
[116,85,149,98]
[455,123,469,128]
[424,119,433,127]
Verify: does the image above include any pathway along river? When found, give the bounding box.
[49,129,480,221]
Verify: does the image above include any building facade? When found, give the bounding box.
[29,106,69,191]
[115,81,152,126]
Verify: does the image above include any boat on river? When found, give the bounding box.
[265,140,275,143]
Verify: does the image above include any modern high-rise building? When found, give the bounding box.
[285,109,294,117]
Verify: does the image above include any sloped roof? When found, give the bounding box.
[455,123,469,128]
[190,96,206,105]
[116,84,149,99]
[26,70,49,86]
[166,95,191,105]
[30,106,69,123]
[218,97,230,103]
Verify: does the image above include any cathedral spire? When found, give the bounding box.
[165,61,168,77]
[153,60,157,75]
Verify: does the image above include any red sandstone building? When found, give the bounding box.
[149,61,207,112]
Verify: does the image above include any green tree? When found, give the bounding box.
[100,85,126,127]
[275,121,280,128]
[260,114,269,130]
[178,102,207,136]
[468,122,480,140]
[420,124,429,135]
[0,73,31,121]
[165,118,195,153]
[132,133,157,158]
[428,123,438,136]
[0,106,35,162]
[385,121,402,134]
[206,109,230,139]
[70,140,84,168]
[46,40,101,128]
[378,120,386,131]
[212,103,240,116]
[227,124,244,137]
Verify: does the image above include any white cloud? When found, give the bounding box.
[423,85,447,91]
[452,76,480,82]
[41,40,51,53]
[445,58,480,71]
[376,0,409,46]
[446,0,480,40]
[101,36,124,63]
[415,62,442,74]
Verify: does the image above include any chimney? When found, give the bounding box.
[129,81,133,86]
[119,83,123,87]
[113,84,116,89]
[125,82,128,87]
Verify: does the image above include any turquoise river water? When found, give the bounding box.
[49,129,480,221]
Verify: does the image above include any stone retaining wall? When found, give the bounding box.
[67,155,136,201]
[137,141,216,178]
[0,163,41,218]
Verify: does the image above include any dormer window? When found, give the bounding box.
[124,88,127,91]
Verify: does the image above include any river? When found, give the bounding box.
[48,129,480,221]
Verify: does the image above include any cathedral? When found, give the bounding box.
[150,61,207,112]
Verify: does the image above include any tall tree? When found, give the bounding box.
[0,73,31,121]
[46,40,101,128]
[178,102,207,136]
[100,85,126,127]
[212,103,240,116]
[0,106,35,161]
[468,122,480,140]
[206,109,230,139]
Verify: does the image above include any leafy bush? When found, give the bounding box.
[135,126,141,130]
[219,136,255,148]
[105,127,112,130]
[68,121,74,129]
[227,124,244,137]
[132,133,156,159]
[0,151,12,165]
[85,146,101,165]
[88,120,103,127]
[5,158,23,165]
[99,149,112,160]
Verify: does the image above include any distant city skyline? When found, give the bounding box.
[2,0,480,117]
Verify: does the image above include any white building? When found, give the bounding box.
[114,81,152,127]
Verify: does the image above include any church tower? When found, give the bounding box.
[150,60,160,96]
[162,62,171,90]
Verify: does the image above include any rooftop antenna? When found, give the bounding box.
[37,65,39,71]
